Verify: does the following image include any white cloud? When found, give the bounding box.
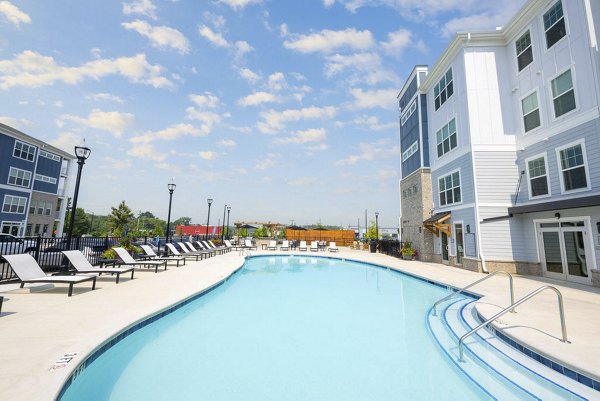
[335,139,399,165]
[275,128,326,145]
[199,150,217,160]
[353,115,397,131]
[0,1,31,27]
[127,143,167,161]
[122,0,157,20]
[86,93,124,103]
[101,156,132,170]
[322,0,336,7]
[235,40,253,54]
[122,20,190,54]
[203,11,226,28]
[267,72,285,91]
[0,115,33,129]
[381,28,412,57]
[189,92,220,108]
[238,91,279,107]
[50,132,83,153]
[130,123,208,143]
[350,88,398,110]
[284,28,374,54]
[287,177,319,187]
[217,139,237,147]
[325,52,398,85]
[257,106,336,134]
[58,109,135,137]
[155,162,179,171]
[217,0,262,10]
[442,8,519,37]
[0,51,173,90]
[239,67,261,83]
[254,153,279,170]
[198,25,229,48]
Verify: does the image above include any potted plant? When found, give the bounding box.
[101,236,141,259]
[401,242,416,260]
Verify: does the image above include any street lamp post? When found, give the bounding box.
[88,211,95,235]
[226,206,231,239]
[205,198,213,240]
[165,180,176,255]
[221,204,227,242]
[66,145,91,250]
[375,212,379,250]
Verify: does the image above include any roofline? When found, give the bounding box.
[397,65,429,100]
[0,123,75,160]
[420,0,551,92]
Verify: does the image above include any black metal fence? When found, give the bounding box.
[378,239,403,258]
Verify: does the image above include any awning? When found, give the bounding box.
[508,195,600,215]
[423,212,452,237]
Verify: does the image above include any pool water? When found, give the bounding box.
[59,256,497,400]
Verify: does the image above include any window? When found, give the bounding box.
[521,92,541,132]
[558,142,588,191]
[37,201,45,215]
[38,150,61,162]
[434,68,453,110]
[516,30,533,71]
[8,167,32,188]
[551,69,575,117]
[436,118,457,157]
[34,224,41,235]
[35,174,58,185]
[400,100,417,126]
[29,200,36,214]
[25,224,32,236]
[2,195,27,214]
[1,222,21,235]
[439,171,461,206]
[402,141,419,162]
[527,156,549,197]
[544,1,566,49]
[45,203,52,216]
[13,141,36,162]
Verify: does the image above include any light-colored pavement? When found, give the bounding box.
[0,248,599,400]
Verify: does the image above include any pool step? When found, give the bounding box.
[428,298,594,401]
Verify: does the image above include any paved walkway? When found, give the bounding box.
[0,248,599,400]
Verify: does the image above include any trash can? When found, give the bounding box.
[369,239,376,253]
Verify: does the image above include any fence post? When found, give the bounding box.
[34,234,42,261]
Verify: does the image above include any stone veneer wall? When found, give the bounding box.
[400,169,433,262]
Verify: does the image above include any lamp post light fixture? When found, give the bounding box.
[221,204,227,242]
[165,180,176,255]
[205,198,213,240]
[66,144,91,250]
[226,206,231,239]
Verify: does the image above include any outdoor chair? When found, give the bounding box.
[267,240,277,250]
[113,247,167,273]
[224,240,237,250]
[3,253,96,297]
[195,241,217,257]
[62,250,134,284]
[329,242,339,252]
[209,240,230,253]
[166,243,200,262]
[140,245,186,267]
[174,243,206,261]
[280,240,289,251]
[204,241,225,255]
[184,242,213,258]
[310,241,319,252]
[299,241,307,251]
[244,239,257,250]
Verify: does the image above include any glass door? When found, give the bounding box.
[441,232,449,262]
[455,224,464,265]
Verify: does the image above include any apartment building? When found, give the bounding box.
[0,123,74,237]
[401,0,600,285]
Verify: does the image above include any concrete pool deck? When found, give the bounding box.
[0,248,599,400]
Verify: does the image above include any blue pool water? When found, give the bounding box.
[59,256,503,400]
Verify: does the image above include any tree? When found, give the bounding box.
[65,208,90,236]
[108,201,134,235]
[364,220,380,240]
[139,211,155,219]
[173,216,192,226]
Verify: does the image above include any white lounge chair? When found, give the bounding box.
[208,240,229,253]
[3,253,96,297]
[224,240,237,250]
[280,240,289,251]
[140,245,186,266]
[299,241,307,251]
[62,250,134,284]
[113,247,167,273]
[166,243,199,261]
[310,241,319,252]
[244,239,257,250]
[173,243,206,261]
[203,241,225,255]
[184,242,213,258]
[329,242,339,252]
[267,240,277,250]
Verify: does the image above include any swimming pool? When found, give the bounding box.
[58,256,593,400]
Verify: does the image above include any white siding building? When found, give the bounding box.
[406,0,600,285]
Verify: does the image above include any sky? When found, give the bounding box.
[0,0,525,228]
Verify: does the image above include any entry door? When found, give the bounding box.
[441,232,449,262]
[455,224,464,265]
[539,221,591,284]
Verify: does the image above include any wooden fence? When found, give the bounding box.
[285,230,355,246]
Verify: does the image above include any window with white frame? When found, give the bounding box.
[544,1,566,49]
[434,68,453,110]
[521,91,541,132]
[436,118,457,157]
[2,195,27,214]
[400,100,417,126]
[516,30,533,71]
[45,203,52,216]
[1,222,21,235]
[402,141,419,162]
[38,150,61,162]
[13,141,36,162]
[37,201,45,215]
[527,156,549,197]
[29,200,36,214]
[558,142,588,191]
[551,69,576,117]
[8,167,32,188]
[35,174,57,185]
[438,171,461,206]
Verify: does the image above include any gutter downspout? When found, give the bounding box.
[471,149,488,273]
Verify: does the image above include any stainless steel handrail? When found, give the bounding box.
[458,285,568,361]
[432,270,514,316]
